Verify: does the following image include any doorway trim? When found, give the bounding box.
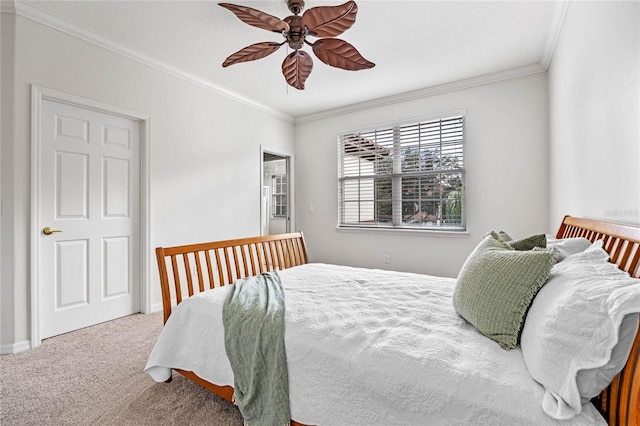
[30,85,151,348]
[260,146,294,235]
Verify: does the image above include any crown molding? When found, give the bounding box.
[296,0,569,124]
[295,63,547,124]
[10,2,295,124]
[541,0,569,70]
[7,1,566,126]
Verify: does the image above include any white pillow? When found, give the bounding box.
[545,235,592,261]
[521,241,640,420]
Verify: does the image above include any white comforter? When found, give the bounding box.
[145,263,605,425]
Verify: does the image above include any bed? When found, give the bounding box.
[146,216,640,425]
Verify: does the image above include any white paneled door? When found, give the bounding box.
[39,99,140,339]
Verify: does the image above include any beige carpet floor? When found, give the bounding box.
[0,312,244,425]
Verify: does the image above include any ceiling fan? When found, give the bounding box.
[219,0,375,90]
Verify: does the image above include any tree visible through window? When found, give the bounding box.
[272,174,287,217]
[338,115,465,231]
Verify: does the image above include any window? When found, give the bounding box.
[338,114,465,231]
[272,174,287,217]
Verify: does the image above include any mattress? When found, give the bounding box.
[145,263,606,425]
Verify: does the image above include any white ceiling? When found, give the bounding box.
[16,0,565,119]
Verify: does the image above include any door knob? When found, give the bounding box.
[42,227,63,235]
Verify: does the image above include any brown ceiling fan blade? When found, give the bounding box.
[219,3,290,33]
[311,38,375,70]
[222,42,283,67]
[282,50,313,90]
[301,1,357,38]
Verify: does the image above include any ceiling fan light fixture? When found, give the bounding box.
[219,0,375,90]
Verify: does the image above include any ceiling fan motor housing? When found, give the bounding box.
[284,15,305,50]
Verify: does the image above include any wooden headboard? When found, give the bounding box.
[155,232,308,323]
[556,216,640,426]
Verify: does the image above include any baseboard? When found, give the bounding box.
[1,340,31,354]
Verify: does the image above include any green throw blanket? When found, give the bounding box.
[222,271,290,426]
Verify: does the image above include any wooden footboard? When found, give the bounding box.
[155,232,308,323]
[155,232,309,426]
[556,216,640,426]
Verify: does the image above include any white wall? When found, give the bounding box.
[269,217,287,235]
[0,13,295,350]
[549,1,639,226]
[1,6,17,349]
[295,73,550,278]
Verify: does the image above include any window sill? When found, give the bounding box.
[336,226,470,238]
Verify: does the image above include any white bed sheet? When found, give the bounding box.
[145,263,606,425]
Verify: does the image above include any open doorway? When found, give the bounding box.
[261,148,293,235]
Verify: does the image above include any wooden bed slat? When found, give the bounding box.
[183,255,194,297]
[629,245,640,277]
[170,255,182,304]
[256,243,265,273]
[280,241,288,267]
[281,240,288,268]
[211,249,221,287]
[287,239,296,267]
[205,251,215,290]
[250,245,257,275]
[223,247,232,285]
[194,253,204,292]
[263,242,271,270]
[268,241,277,270]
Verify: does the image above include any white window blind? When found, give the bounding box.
[338,115,465,231]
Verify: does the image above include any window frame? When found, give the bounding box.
[337,112,466,233]
[271,173,287,218]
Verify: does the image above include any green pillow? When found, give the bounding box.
[497,231,547,251]
[452,231,556,350]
